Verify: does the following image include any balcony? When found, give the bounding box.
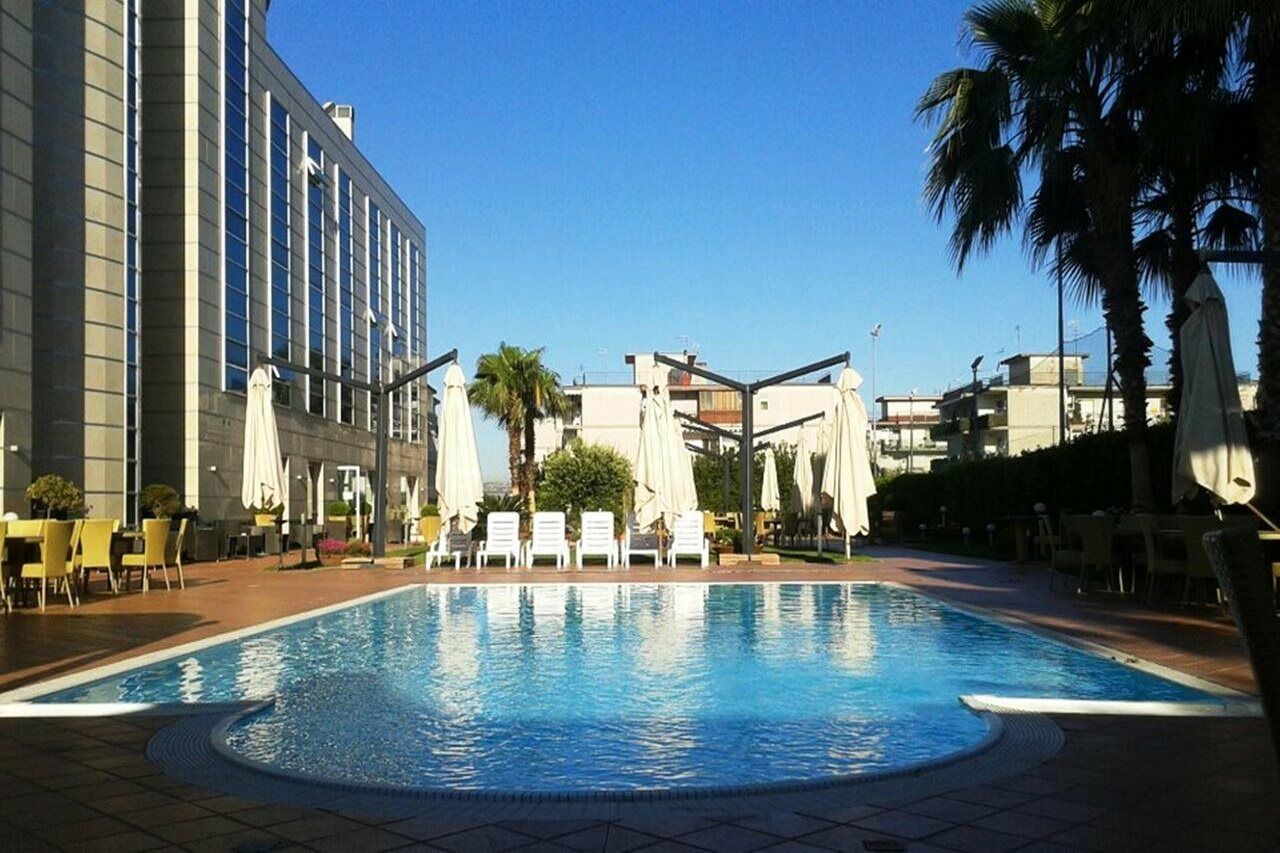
[930,418,968,440]
[974,412,1008,430]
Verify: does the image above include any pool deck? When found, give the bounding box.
[0,547,1276,851]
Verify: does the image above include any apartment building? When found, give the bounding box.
[871,395,945,474]
[0,0,430,521]
[534,353,838,466]
[932,353,1257,460]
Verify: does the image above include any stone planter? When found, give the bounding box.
[253,513,278,527]
[420,515,442,543]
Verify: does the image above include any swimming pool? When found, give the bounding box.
[35,583,1212,792]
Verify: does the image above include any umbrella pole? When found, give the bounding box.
[1245,502,1280,532]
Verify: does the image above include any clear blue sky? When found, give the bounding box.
[268,0,1264,482]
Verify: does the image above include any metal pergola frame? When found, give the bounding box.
[259,347,458,558]
[654,351,848,557]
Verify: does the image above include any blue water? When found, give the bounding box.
[40,583,1209,791]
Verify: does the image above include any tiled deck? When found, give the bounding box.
[1,547,1276,851]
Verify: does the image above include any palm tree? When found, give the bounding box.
[1119,0,1280,449]
[1131,39,1258,414]
[918,0,1158,507]
[471,343,568,506]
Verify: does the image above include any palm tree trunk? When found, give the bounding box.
[507,423,522,498]
[522,412,537,511]
[1165,203,1200,416]
[1092,175,1155,509]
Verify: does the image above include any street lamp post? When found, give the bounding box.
[970,355,984,459]
[870,324,881,472]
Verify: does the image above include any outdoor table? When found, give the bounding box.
[996,515,1039,563]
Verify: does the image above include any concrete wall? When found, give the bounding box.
[30,0,134,520]
[0,0,34,514]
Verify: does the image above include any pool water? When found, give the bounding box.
[39,583,1210,791]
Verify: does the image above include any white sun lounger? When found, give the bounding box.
[476,511,521,568]
[576,511,618,569]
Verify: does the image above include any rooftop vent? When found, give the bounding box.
[322,102,355,141]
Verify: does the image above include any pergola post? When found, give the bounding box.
[656,351,849,559]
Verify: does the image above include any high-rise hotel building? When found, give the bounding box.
[0,0,430,522]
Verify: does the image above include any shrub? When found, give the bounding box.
[343,539,372,556]
[139,483,182,519]
[535,440,632,533]
[26,474,85,519]
[348,498,372,517]
[421,503,440,518]
[873,422,1178,536]
[318,538,347,555]
[326,500,350,518]
[474,493,525,540]
[692,443,797,513]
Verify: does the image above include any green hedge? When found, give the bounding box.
[692,444,796,513]
[873,423,1176,534]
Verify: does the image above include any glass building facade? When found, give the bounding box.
[223,0,250,392]
[367,202,382,432]
[269,96,291,404]
[338,169,355,424]
[306,136,326,416]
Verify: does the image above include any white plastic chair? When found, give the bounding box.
[424,526,473,570]
[476,512,521,568]
[575,511,618,569]
[622,513,661,569]
[668,511,709,568]
[524,511,570,569]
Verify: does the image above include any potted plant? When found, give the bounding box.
[420,504,442,543]
[251,502,284,527]
[326,500,350,523]
[26,474,85,519]
[387,504,408,544]
[317,537,347,566]
[711,529,739,557]
[139,483,182,519]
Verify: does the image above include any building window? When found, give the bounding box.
[124,0,141,523]
[306,137,326,416]
[338,169,354,424]
[367,202,382,432]
[389,222,403,439]
[269,95,292,406]
[408,241,424,443]
[222,0,250,392]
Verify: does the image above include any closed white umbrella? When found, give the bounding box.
[241,367,287,513]
[790,430,814,516]
[761,445,781,512]
[435,363,485,534]
[1173,271,1257,509]
[821,367,877,558]
[634,367,696,530]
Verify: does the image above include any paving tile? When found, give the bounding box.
[600,825,665,852]
[37,815,139,845]
[851,811,953,841]
[732,812,835,839]
[497,819,604,839]
[1014,796,1107,824]
[148,815,248,845]
[430,824,541,851]
[307,825,415,852]
[676,823,779,851]
[270,813,369,842]
[754,842,831,853]
[97,789,185,814]
[922,825,1025,853]
[181,828,294,853]
[799,824,905,852]
[120,800,216,828]
[968,809,1072,839]
[189,794,265,814]
[614,815,719,838]
[381,815,485,841]
[228,803,318,828]
[938,786,1034,810]
[794,805,883,825]
[900,797,996,824]
[83,830,174,852]
[1046,823,1157,852]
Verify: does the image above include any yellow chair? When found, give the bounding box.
[4,519,47,609]
[1074,515,1120,594]
[164,517,188,589]
[702,512,716,536]
[76,518,121,594]
[20,519,76,610]
[121,518,172,592]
